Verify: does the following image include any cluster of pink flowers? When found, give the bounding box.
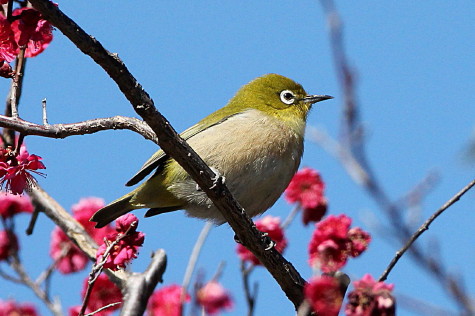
[236,215,287,265]
[147,284,189,316]
[0,193,33,261]
[0,299,38,316]
[308,214,371,273]
[345,274,395,316]
[50,197,115,274]
[197,281,233,315]
[69,274,122,316]
[304,276,343,316]
[146,281,233,316]
[95,213,145,271]
[0,145,45,195]
[285,167,328,225]
[0,6,53,77]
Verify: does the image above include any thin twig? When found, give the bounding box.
[240,261,258,316]
[380,178,475,282]
[9,47,26,119]
[281,205,300,230]
[182,221,213,304]
[42,98,49,125]
[85,302,122,316]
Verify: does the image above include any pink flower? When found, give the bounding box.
[285,168,328,225]
[0,14,18,63]
[304,276,343,316]
[0,146,45,195]
[0,60,13,78]
[11,8,53,57]
[308,215,370,273]
[81,274,122,315]
[197,281,233,315]
[49,226,88,274]
[49,198,115,274]
[0,193,34,219]
[72,197,114,244]
[95,214,145,271]
[345,274,395,316]
[147,284,190,316]
[0,230,18,260]
[0,299,38,316]
[236,215,287,265]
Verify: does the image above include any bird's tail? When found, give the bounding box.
[90,193,136,228]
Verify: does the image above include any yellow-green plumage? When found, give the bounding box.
[91,74,332,227]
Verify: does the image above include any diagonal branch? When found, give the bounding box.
[28,0,308,310]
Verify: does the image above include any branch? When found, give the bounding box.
[28,185,128,287]
[380,178,475,281]
[29,0,308,309]
[0,115,157,143]
[120,249,167,316]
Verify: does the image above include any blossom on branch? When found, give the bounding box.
[304,276,343,316]
[0,230,18,260]
[50,197,114,274]
[95,214,145,271]
[11,8,53,57]
[0,146,46,195]
[0,299,38,316]
[80,274,122,315]
[197,281,233,315]
[345,274,395,316]
[285,167,328,225]
[0,15,18,63]
[0,193,33,219]
[236,215,287,265]
[147,284,190,316]
[308,214,371,273]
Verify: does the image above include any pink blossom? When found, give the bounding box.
[285,167,328,225]
[72,197,115,244]
[197,281,233,315]
[0,146,45,195]
[304,276,343,316]
[308,215,370,272]
[0,193,34,219]
[0,14,18,63]
[11,8,53,57]
[95,214,145,271]
[49,226,88,274]
[0,299,38,316]
[345,274,395,316]
[0,60,13,78]
[236,215,287,265]
[49,197,114,274]
[147,284,190,316]
[81,274,122,315]
[0,230,18,260]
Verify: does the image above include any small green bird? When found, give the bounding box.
[91,74,332,228]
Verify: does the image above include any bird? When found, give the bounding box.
[90,74,332,228]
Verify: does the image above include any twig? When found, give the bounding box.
[9,47,26,119]
[0,115,157,143]
[42,98,49,126]
[9,254,63,316]
[281,205,300,230]
[379,178,475,282]
[85,302,122,316]
[240,261,258,316]
[182,222,213,306]
[25,208,40,235]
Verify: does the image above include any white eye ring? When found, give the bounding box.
[280,90,296,105]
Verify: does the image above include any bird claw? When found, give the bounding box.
[209,167,225,190]
[261,232,276,250]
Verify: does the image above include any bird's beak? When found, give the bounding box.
[301,94,333,104]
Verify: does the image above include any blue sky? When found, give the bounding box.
[2,1,475,315]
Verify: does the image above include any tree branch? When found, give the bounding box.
[28,0,308,309]
[0,115,157,143]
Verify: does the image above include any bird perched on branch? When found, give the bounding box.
[91,74,332,227]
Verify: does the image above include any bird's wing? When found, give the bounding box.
[125,111,242,186]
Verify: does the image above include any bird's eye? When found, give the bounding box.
[280,90,295,105]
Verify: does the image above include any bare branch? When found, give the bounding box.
[0,115,157,143]
[380,178,475,282]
